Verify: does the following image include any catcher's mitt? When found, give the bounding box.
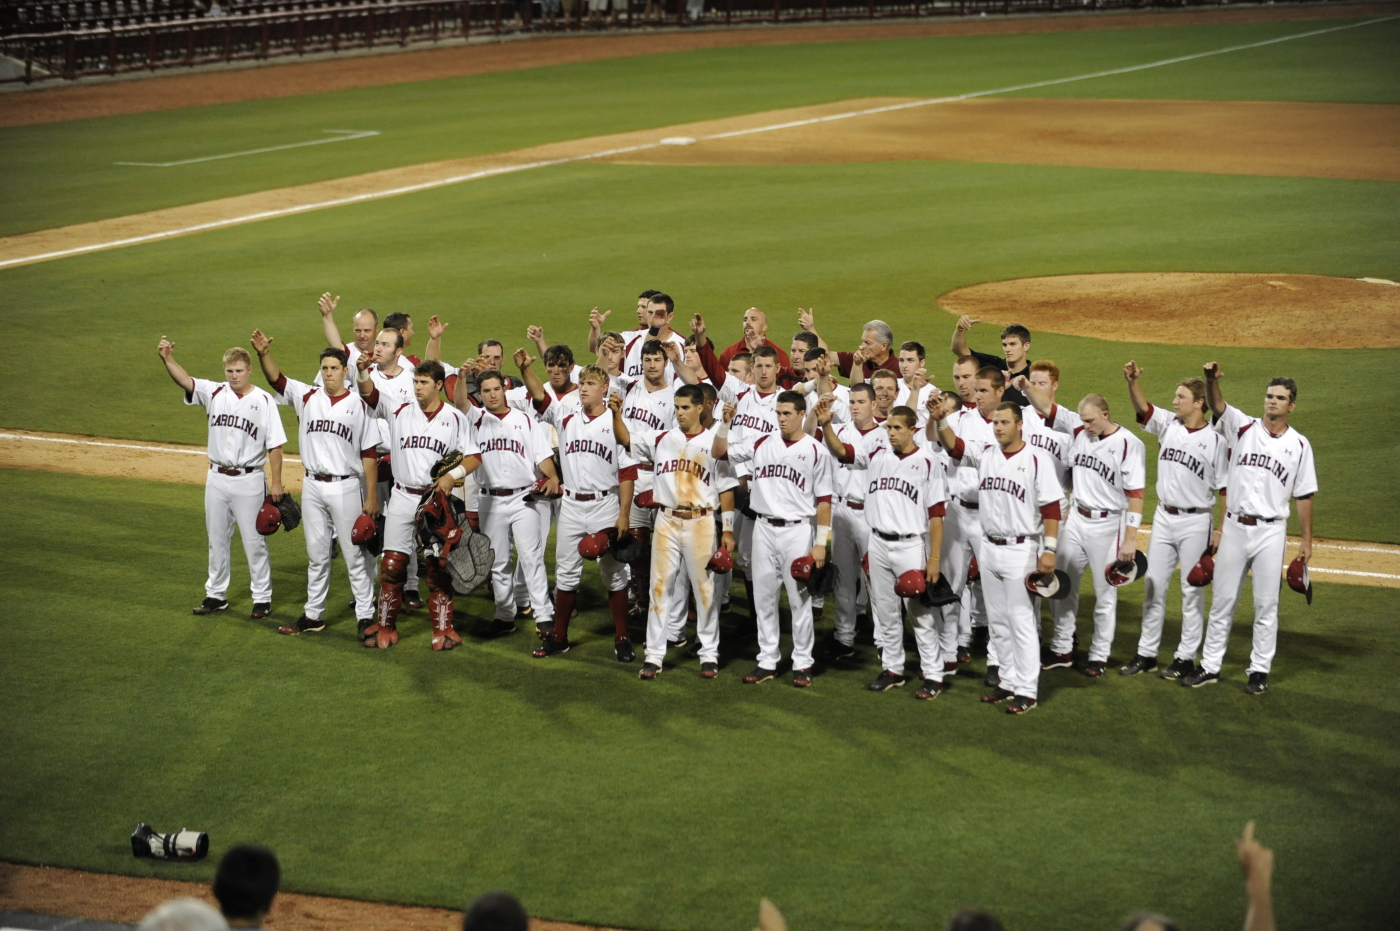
[431,452,466,482]
[274,494,301,532]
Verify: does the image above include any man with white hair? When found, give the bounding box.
[796,310,899,382]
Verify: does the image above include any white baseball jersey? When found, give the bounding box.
[730,387,781,442]
[621,380,676,436]
[313,342,370,387]
[831,422,889,501]
[844,444,948,537]
[1215,403,1318,520]
[1022,420,1072,496]
[1026,402,1081,434]
[1064,424,1147,511]
[956,441,1063,538]
[1139,404,1230,509]
[623,330,687,383]
[468,406,553,491]
[367,362,416,451]
[539,397,631,494]
[895,381,936,426]
[365,390,477,489]
[726,434,835,519]
[184,377,287,468]
[797,380,850,424]
[945,406,996,504]
[630,426,736,510]
[272,375,377,477]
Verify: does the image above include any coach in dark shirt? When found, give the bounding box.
[950,316,1032,407]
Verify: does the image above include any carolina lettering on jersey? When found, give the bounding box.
[1028,431,1066,461]
[871,476,919,502]
[1235,451,1290,486]
[1071,452,1118,484]
[733,412,777,434]
[563,437,615,464]
[752,462,808,491]
[305,418,355,444]
[980,475,1027,502]
[656,457,712,483]
[1160,446,1207,481]
[401,434,448,455]
[623,403,669,431]
[480,436,527,457]
[209,413,258,439]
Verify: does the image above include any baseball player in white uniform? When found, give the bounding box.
[251,333,379,636]
[894,341,936,427]
[456,369,560,637]
[365,327,423,605]
[358,358,480,650]
[620,339,680,619]
[517,355,638,662]
[821,403,949,700]
[1122,363,1229,679]
[715,391,835,687]
[159,338,287,620]
[933,397,1062,714]
[614,384,737,680]
[1033,393,1147,676]
[1184,366,1317,695]
[622,293,687,383]
[823,383,888,657]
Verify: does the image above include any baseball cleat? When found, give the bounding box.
[1006,696,1038,715]
[823,637,856,661]
[981,687,1015,704]
[1040,649,1073,670]
[638,662,661,680]
[402,591,425,611]
[792,668,813,688]
[913,679,945,701]
[192,597,228,616]
[532,637,570,658]
[983,665,1001,688]
[956,646,972,664]
[1160,657,1196,680]
[485,619,518,638]
[1083,661,1107,678]
[277,615,324,636]
[1119,655,1158,676]
[615,638,636,663]
[700,662,719,679]
[682,640,703,660]
[514,604,534,620]
[668,634,691,652]
[356,618,375,643]
[1181,669,1220,688]
[535,621,555,640]
[742,666,777,685]
[867,670,907,692]
[943,660,959,675]
[1244,672,1269,695]
[250,602,272,619]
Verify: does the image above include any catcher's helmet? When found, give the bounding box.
[256,496,282,536]
[1186,550,1215,587]
[708,547,734,574]
[919,573,960,608]
[806,561,837,597]
[610,532,644,564]
[578,529,613,561]
[895,569,927,598]
[790,555,816,581]
[1025,569,1073,600]
[1105,551,1149,587]
[968,556,980,582]
[1286,556,1313,604]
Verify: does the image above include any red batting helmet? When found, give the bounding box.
[636,489,659,509]
[530,476,561,500]
[968,556,980,582]
[708,547,734,574]
[578,530,613,561]
[895,569,927,598]
[1106,551,1149,587]
[791,555,816,581]
[1186,549,1215,587]
[256,496,282,536]
[351,512,378,545]
[1286,556,1313,605]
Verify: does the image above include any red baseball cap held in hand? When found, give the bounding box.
[256,497,282,536]
[1286,556,1313,604]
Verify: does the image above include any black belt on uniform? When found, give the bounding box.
[1163,505,1208,515]
[565,488,612,502]
[987,535,1030,546]
[210,463,257,476]
[760,515,807,527]
[663,506,712,520]
[396,482,429,495]
[484,486,530,497]
[1229,511,1280,526]
[844,501,864,511]
[310,473,354,482]
[872,529,919,542]
[634,463,654,472]
[1077,505,1118,519]
[958,499,979,511]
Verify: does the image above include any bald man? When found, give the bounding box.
[717,307,792,372]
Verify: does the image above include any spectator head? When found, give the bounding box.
[944,909,1005,931]
[860,320,893,362]
[791,330,820,361]
[139,899,228,931]
[382,312,414,346]
[476,339,504,372]
[742,307,768,340]
[462,891,528,931]
[999,324,1031,366]
[213,845,279,926]
[351,309,378,352]
[1118,914,1181,931]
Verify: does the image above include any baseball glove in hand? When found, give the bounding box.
[275,494,302,532]
[431,452,466,481]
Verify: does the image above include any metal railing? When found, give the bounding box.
[0,0,1342,84]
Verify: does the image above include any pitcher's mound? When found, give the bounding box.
[937,273,1400,349]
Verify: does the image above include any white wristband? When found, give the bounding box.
[1043,535,1058,553]
[721,511,735,532]
[357,368,371,384]
[1126,511,1142,528]
[815,525,831,547]
[936,418,949,432]
[715,422,729,439]
[448,464,467,482]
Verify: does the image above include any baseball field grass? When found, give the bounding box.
[2,10,1399,931]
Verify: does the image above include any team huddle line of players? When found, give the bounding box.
[157,290,1318,712]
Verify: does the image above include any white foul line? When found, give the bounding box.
[3,13,1395,271]
[1308,567,1400,581]
[0,430,302,463]
[114,130,381,167]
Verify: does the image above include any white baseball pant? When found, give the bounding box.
[628,470,656,530]
[644,511,720,666]
[831,499,869,648]
[867,532,945,681]
[512,495,555,613]
[479,490,553,624]
[554,493,627,594]
[940,499,986,645]
[302,476,375,620]
[752,517,817,672]
[1138,506,1214,661]
[204,468,273,604]
[1200,513,1287,676]
[1051,509,1125,663]
[980,538,1042,699]
[380,484,421,556]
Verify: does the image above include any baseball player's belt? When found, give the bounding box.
[663,506,711,520]
[396,482,430,495]
[872,529,919,542]
[1228,511,1279,526]
[1077,506,1119,519]
[484,486,530,497]
[957,498,980,511]
[634,463,654,471]
[837,496,864,510]
[309,473,354,482]
[210,463,258,476]
[1162,505,1209,515]
[987,535,1031,546]
[759,515,807,527]
[564,488,612,501]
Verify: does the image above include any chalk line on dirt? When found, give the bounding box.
[2,13,1394,271]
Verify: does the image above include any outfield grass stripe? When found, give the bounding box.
[4,14,1395,272]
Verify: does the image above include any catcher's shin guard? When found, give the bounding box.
[553,589,578,642]
[367,550,408,648]
[609,588,630,642]
[424,556,460,651]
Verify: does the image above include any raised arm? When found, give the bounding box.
[711,401,735,460]
[663,341,698,385]
[586,307,610,355]
[815,396,849,461]
[514,348,546,403]
[608,391,632,451]
[950,314,977,357]
[1235,822,1276,931]
[1020,376,1055,419]
[318,292,344,350]
[250,329,282,387]
[1123,360,1151,419]
[691,314,728,389]
[527,325,549,360]
[355,349,375,399]
[1203,362,1226,417]
[930,392,962,456]
[797,308,829,351]
[157,336,195,394]
[424,315,448,363]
